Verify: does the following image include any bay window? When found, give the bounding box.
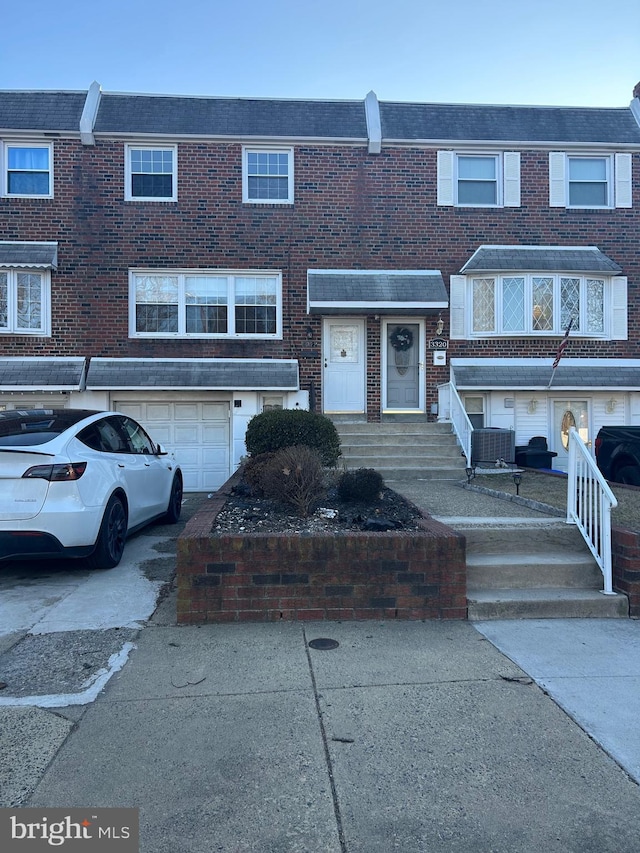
[471,273,605,336]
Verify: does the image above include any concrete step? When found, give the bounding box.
[335,422,465,482]
[340,434,461,447]
[457,521,589,556]
[335,422,453,434]
[342,447,464,462]
[466,552,603,589]
[467,588,629,620]
[459,519,629,620]
[373,466,467,481]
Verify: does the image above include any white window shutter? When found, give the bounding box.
[437,151,455,206]
[614,153,632,208]
[503,152,521,207]
[611,276,628,340]
[449,275,467,339]
[549,152,566,207]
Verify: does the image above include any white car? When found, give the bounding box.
[0,409,183,569]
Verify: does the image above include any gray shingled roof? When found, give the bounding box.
[94,94,368,139]
[0,358,86,389]
[0,92,87,132]
[86,359,299,390]
[380,102,640,144]
[2,88,640,147]
[0,242,58,269]
[308,271,448,315]
[453,363,640,389]
[461,246,622,274]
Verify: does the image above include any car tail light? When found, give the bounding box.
[594,436,602,458]
[22,462,87,481]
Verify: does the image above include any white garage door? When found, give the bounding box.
[114,400,230,492]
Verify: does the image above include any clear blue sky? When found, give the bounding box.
[3,0,639,107]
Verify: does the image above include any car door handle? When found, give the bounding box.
[118,463,125,468]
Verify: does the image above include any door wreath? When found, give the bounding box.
[390,327,413,375]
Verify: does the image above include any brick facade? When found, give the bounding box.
[2,137,639,417]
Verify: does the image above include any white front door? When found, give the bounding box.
[552,399,590,471]
[382,320,425,412]
[322,319,366,413]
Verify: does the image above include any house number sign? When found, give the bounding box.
[428,338,448,350]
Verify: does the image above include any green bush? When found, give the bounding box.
[259,445,326,517]
[337,468,384,503]
[245,408,341,466]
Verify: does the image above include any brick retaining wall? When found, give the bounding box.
[177,491,466,623]
[612,526,640,617]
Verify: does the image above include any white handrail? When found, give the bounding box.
[437,382,473,465]
[566,427,618,595]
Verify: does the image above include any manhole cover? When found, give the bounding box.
[308,638,339,651]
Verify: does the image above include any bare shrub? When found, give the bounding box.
[242,452,277,496]
[259,445,326,517]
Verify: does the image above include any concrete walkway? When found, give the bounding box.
[22,621,640,852]
[3,480,640,851]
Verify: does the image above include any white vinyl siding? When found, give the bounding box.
[437,151,520,207]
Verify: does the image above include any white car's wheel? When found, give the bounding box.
[87,494,127,569]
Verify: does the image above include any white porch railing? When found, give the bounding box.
[566,427,617,595]
[437,382,473,464]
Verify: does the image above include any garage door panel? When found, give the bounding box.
[146,403,173,421]
[203,402,229,419]
[176,448,200,465]
[174,403,200,420]
[203,425,229,442]
[113,399,230,492]
[150,426,172,444]
[174,425,200,443]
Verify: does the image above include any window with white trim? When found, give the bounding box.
[437,151,520,207]
[2,143,53,197]
[470,273,607,336]
[549,152,632,209]
[242,148,294,204]
[0,269,50,335]
[125,145,177,201]
[130,270,282,338]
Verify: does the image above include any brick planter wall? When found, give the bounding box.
[177,491,466,624]
[612,526,640,617]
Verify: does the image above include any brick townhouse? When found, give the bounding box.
[1,81,639,489]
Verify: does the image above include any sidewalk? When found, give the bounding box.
[4,478,640,851]
[22,620,640,852]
